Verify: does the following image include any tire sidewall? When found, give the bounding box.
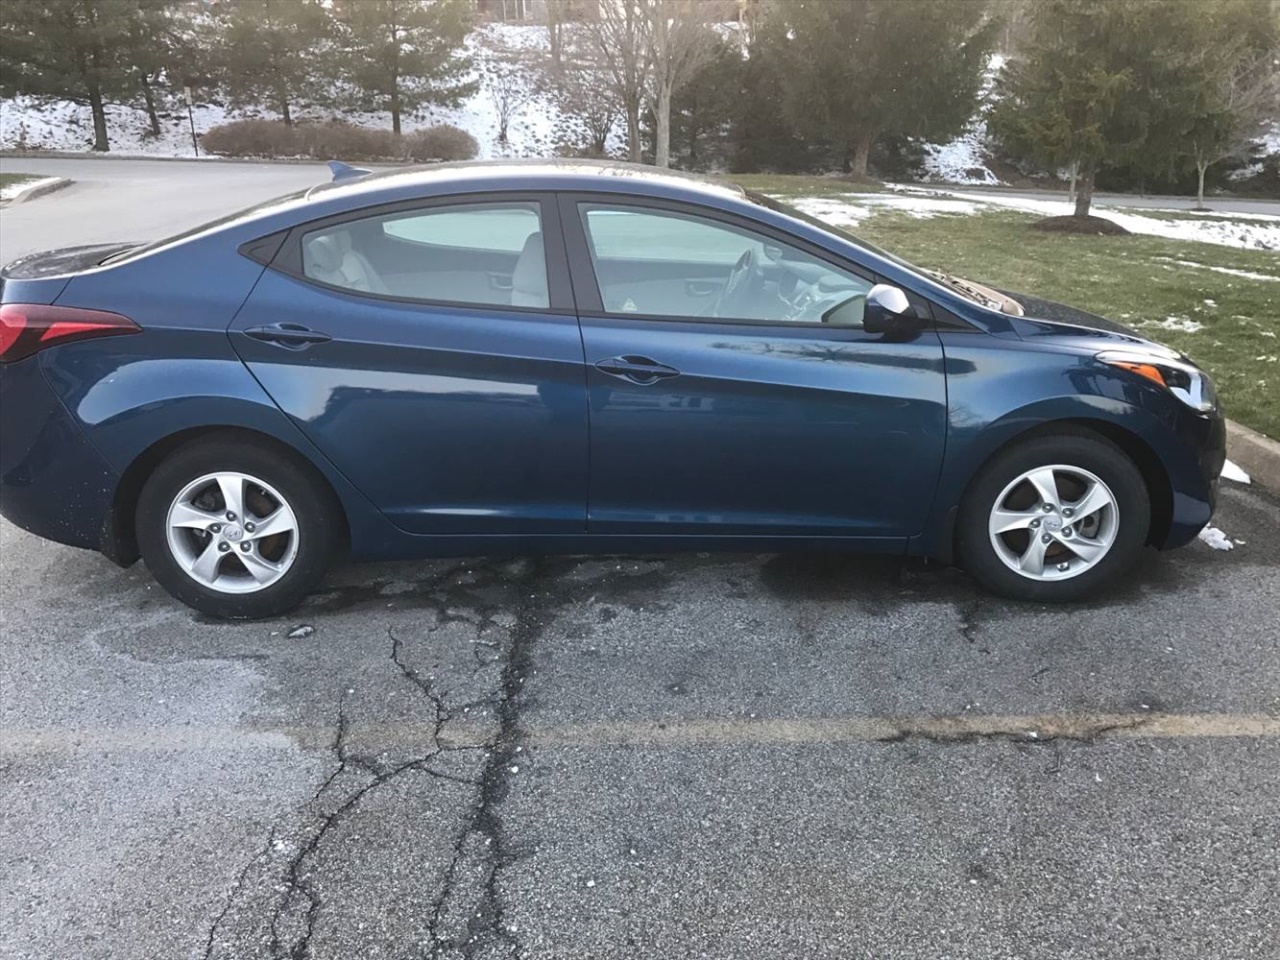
[137,438,337,618]
[958,433,1151,602]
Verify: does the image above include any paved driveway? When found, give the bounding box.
[1,159,1279,960]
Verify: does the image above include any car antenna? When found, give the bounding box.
[327,160,371,183]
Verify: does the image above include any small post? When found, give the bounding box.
[184,86,199,157]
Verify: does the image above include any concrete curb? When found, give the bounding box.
[3,176,72,204]
[1226,419,1280,492]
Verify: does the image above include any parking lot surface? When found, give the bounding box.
[2,158,1279,960]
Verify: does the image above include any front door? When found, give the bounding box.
[230,196,588,536]
[564,197,947,540]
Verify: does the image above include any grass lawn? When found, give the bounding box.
[0,172,40,190]
[729,179,1279,439]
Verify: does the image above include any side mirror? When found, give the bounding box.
[864,283,923,337]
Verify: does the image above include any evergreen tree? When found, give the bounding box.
[757,0,998,178]
[333,0,475,135]
[0,0,140,151]
[214,0,333,125]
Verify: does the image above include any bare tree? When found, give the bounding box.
[579,0,651,162]
[479,28,535,149]
[1186,48,1280,208]
[641,0,724,167]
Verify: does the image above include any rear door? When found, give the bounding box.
[562,195,948,540]
[230,194,588,536]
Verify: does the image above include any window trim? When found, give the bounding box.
[556,192,929,332]
[264,191,575,315]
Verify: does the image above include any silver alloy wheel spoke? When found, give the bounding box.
[165,471,299,595]
[988,463,1119,583]
[188,539,225,583]
[1067,482,1111,523]
[1061,534,1109,565]
[216,474,246,521]
[1018,534,1050,576]
[238,548,284,584]
[247,506,297,541]
[1024,468,1063,512]
[169,502,221,531]
[990,507,1042,535]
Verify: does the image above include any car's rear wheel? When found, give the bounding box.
[958,430,1150,602]
[137,435,339,618]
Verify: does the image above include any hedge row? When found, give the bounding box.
[200,119,478,162]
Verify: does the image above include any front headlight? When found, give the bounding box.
[1097,350,1217,413]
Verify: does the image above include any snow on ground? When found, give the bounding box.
[1138,317,1205,334]
[844,184,1280,251]
[1197,526,1235,551]
[0,175,62,201]
[1222,460,1251,484]
[1152,257,1280,283]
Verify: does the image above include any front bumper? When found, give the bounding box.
[0,356,120,553]
[1157,403,1225,549]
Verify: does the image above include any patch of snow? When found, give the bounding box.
[1221,460,1251,484]
[916,54,1004,186]
[1154,257,1280,283]
[1138,316,1205,334]
[883,185,1280,251]
[0,175,62,201]
[1197,526,1234,551]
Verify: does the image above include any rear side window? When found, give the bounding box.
[300,202,548,309]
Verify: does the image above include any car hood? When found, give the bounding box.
[999,289,1185,360]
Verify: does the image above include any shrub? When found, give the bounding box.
[201,119,300,158]
[202,119,405,161]
[402,124,479,163]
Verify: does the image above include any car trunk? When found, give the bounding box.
[1,243,139,305]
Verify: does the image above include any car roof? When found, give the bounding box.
[305,159,749,207]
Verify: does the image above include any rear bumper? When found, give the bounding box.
[0,357,119,554]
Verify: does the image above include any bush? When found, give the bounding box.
[201,119,300,158]
[201,119,407,161]
[402,124,478,162]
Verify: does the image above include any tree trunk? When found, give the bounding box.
[625,99,642,163]
[849,129,875,179]
[391,84,402,135]
[1196,161,1208,208]
[654,82,672,168]
[139,74,161,137]
[280,95,292,126]
[1073,170,1094,217]
[88,82,109,152]
[1067,159,1078,204]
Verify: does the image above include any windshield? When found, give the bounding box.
[99,189,310,265]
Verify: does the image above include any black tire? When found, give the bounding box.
[136,433,341,619]
[957,429,1151,602]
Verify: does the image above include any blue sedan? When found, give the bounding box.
[0,161,1225,618]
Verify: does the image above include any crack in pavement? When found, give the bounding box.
[204,825,278,960]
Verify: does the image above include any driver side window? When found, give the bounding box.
[578,204,873,325]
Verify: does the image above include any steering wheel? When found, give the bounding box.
[709,247,758,318]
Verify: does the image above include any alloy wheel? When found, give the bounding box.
[987,464,1118,581]
[165,471,299,594]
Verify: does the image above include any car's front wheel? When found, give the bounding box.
[136,434,340,618]
[958,430,1151,602]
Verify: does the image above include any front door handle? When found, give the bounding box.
[243,323,332,349]
[594,355,681,385]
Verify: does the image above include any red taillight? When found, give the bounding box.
[0,303,140,363]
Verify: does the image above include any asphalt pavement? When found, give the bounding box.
[2,157,1279,960]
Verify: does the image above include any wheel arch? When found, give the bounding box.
[925,416,1173,566]
[106,426,352,567]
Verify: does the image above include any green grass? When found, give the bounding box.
[728,173,887,197]
[0,172,40,190]
[845,208,1280,438]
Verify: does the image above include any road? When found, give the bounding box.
[2,157,1280,960]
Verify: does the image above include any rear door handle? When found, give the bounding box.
[243,323,332,348]
[593,355,681,385]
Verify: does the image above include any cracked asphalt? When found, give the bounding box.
[3,159,1280,960]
